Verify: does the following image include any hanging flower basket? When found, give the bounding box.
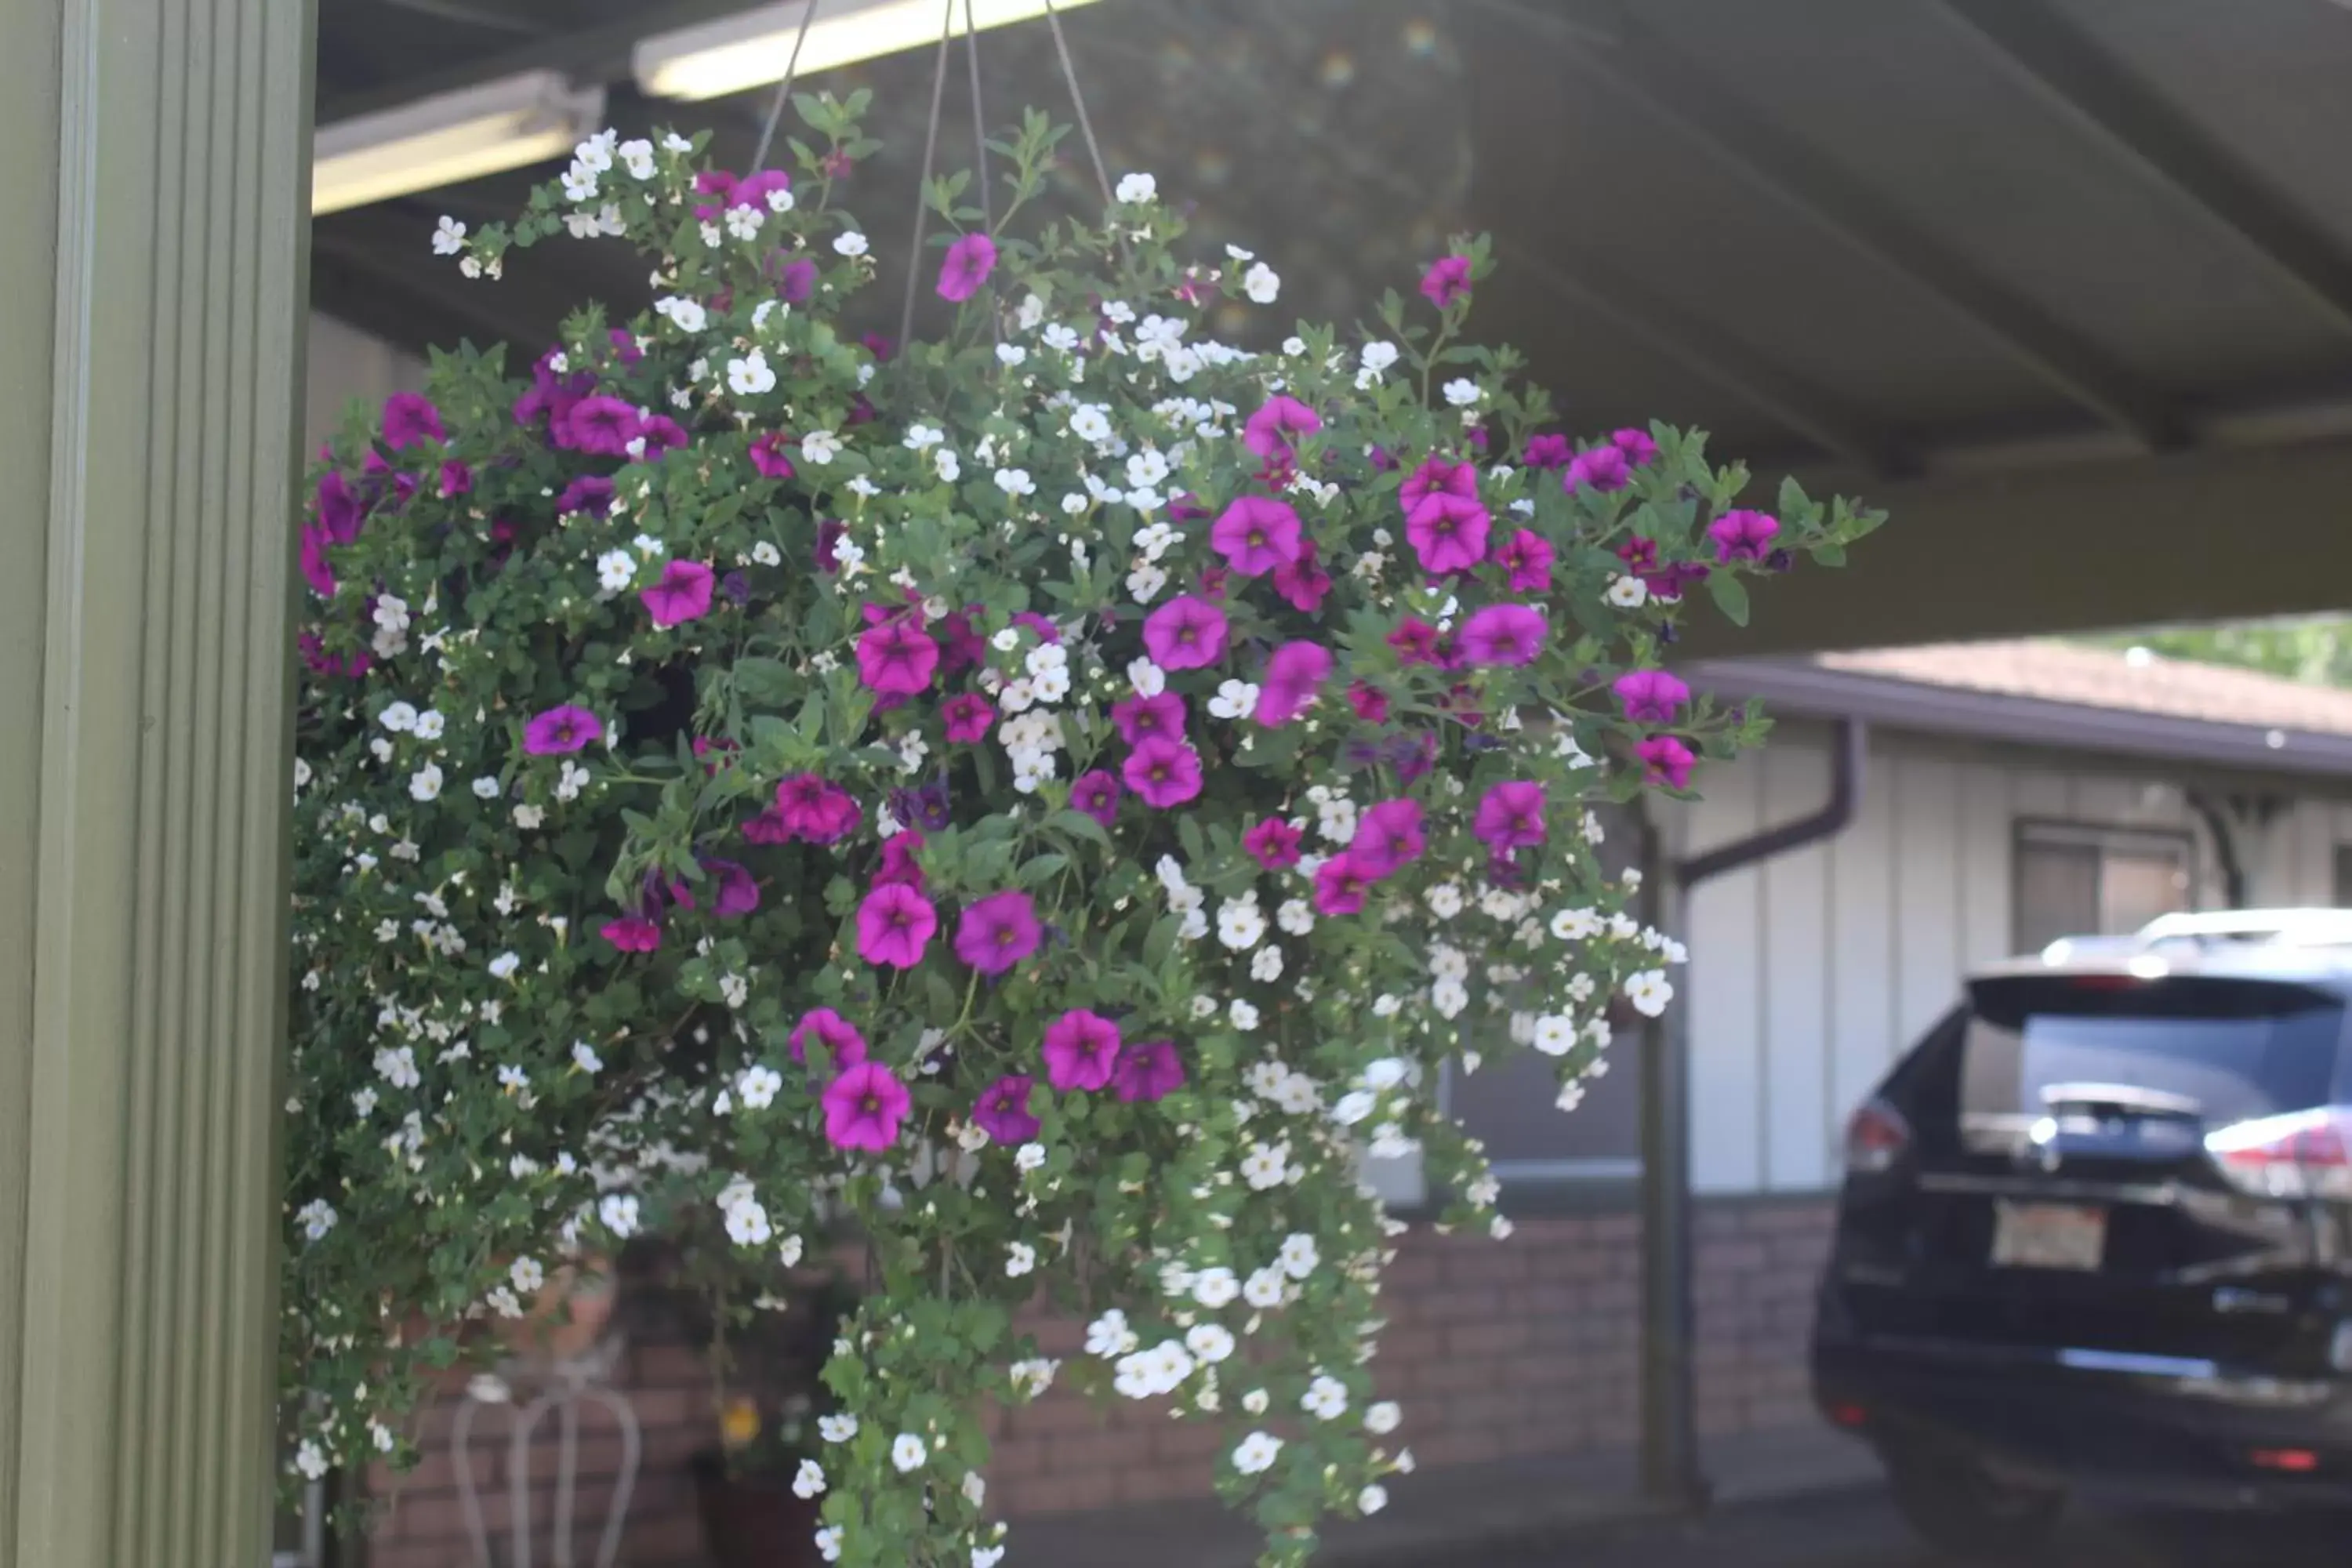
[281,78,1882,1567]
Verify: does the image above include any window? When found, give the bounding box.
[2013,822,2192,955]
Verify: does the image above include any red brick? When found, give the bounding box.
[1444,1319,1531,1358]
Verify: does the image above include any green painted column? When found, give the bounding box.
[0,3,314,1566]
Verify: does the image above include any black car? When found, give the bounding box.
[1813,910,2352,1557]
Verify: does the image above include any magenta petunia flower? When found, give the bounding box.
[1241,395,1322,463]
[1419,253,1472,309]
[1313,854,1374,916]
[1492,528,1555,593]
[1613,426,1661,466]
[857,883,938,969]
[1209,495,1305,577]
[1069,769,1123,827]
[1708,508,1780,563]
[749,431,797,479]
[876,830,927,889]
[742,808,794,845]
[1272,539,1333,612]
[1638,734,1697,789]
[1386,618,1444,666]
[1243,816,1304,870]
[1112,1039,1185,1103]
[1347,681,1389,724]
[1350,799,1426,880]
[1254,641,1332,728]
[937,232,998,303]
[1566,445,1631,494]
[1399,456,1476,519]
[558,395,641,456]
[1122,737,1203,809]
[524,705,603,755]
[1142,597,1229,671]
[674,857,761,917]
[299,525,336,598]
[1613,669,1691,725]
[1458,603,1548,667]
[735,169,792,210]
[601,915,660,953]
[556,474,615,517]
[1110,691,1185,746]
[382,391,445,450]
[1041,1009,1123,1093]
[641,560,717,628]
[774,256,818,304]
[438,459,473,499]
[855,617,939,696]
[942,692,996,744]
[974,1074,1040,1144]
[316,471,362,542]
[775,774,861,844]
[954,890,1042,975]
[1473,781,1548,850]
[1522,433,1572,470]
[608,327,643,365]
[633,415,689,461]
[789,1007,869,1072]
[823,1061,911,1152]
[1405,492,1491,575]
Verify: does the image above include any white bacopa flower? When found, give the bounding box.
[891,1433,927,1472]
[973,1548,1005,1568]
[1126,447,1171,488]
[1243,262,1281,303]
[1238,1142,1287,1191]
[726,351,777,397]
[1429,978,1468,1018]
[571,1040,602,1074]
[1366,1399,1403,1435]
[1005,1241,1036,1277]
[737,1065,784,1109]
[995,342,1028,366]
[654,296,706,333]
[724,205,764,241]
[724,1198,772,1247]
[1229,998,1261,1031]
[1116,170,1157,204]
[1359,1483,1388,1515]
[1606,573,1650,609]
[1552,906,1602,941]
[1278,1233,1319,1279]
[408,764,443,802]
[596,548,635,591]
[1207,680,1259,720]
[619,138,655,178]
[412,709,446,741]
[1216,898,1267,950]
[833,230,869,256]
[486,1287,524,1319]
[488,951,521,980]
[379,700,419,733]
[934,448,960,482]
[1126,562,1169,602]
[1331,1089,1376,1127]
[1443,376,1483,406]
[1191,1266,1240,1308]
[431,216,467,255]
[1014,1142,1047,1173]
[1533,1014,1578,1056]
[1626,970,1674,1016]
[1360,339,1399,373]
[296,1199,337,1241]
[1085,1308,1135,1358]
[1188,993,1218,1021]
[510,1256,546,1295]
[1302,1374,1349,1420]
[1274,898,1314,936]
[815,1526,843,1563]
[1250,946,1284,982]
[961,1470,987,1510]
[818,1413,858,1443]
[1007,1357,1059,1399]
[792,1457,826,1498]
[373,1046,419,1090]
[993,467,1036,498]
[295,1440,328,1480]
[1232,1431,1283,1475]
[598,1193,640,1239]
[903,423,945,449]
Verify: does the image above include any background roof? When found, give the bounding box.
[312,0,2352,653]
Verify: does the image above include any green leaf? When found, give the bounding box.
[1812,539,1846,568]
[732,656,797,707]
[1707,570,1751,627]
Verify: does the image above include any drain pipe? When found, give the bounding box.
[1640,717,1867,1510]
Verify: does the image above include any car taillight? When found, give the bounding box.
[1844,1098,1912,1174]
[2205,1106,2352,1200]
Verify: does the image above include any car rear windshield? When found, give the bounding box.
[1961,975,2347,1129]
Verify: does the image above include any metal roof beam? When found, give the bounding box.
[1501,241,1916,477]
[1935,0,2352,339]
[1558,13,2185,452]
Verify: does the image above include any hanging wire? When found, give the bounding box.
[898,0,960,348]
[963,0,1000,342]
[1040,0,1116,209]
[749,1,823,172]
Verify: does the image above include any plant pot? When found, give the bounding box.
[691,1453,825,1568]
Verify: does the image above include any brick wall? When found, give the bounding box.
[363,1195,1835,1559]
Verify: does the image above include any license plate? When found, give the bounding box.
[1991,1201,2107,1271]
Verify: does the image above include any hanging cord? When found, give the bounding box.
[898,0,960,348]
[1040,0,1116,209]
[963,0,1001,343]
[749,0,822,172]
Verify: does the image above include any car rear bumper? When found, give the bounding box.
[1814,1316,2352,1507]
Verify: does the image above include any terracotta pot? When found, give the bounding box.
[691,1453,824,1568]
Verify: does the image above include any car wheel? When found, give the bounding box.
[1880,1440,2066,1561]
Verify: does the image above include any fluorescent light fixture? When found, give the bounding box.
[314,71,608,216]
[634,0,1107,102]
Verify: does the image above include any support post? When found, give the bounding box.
[0,4,314,1566]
